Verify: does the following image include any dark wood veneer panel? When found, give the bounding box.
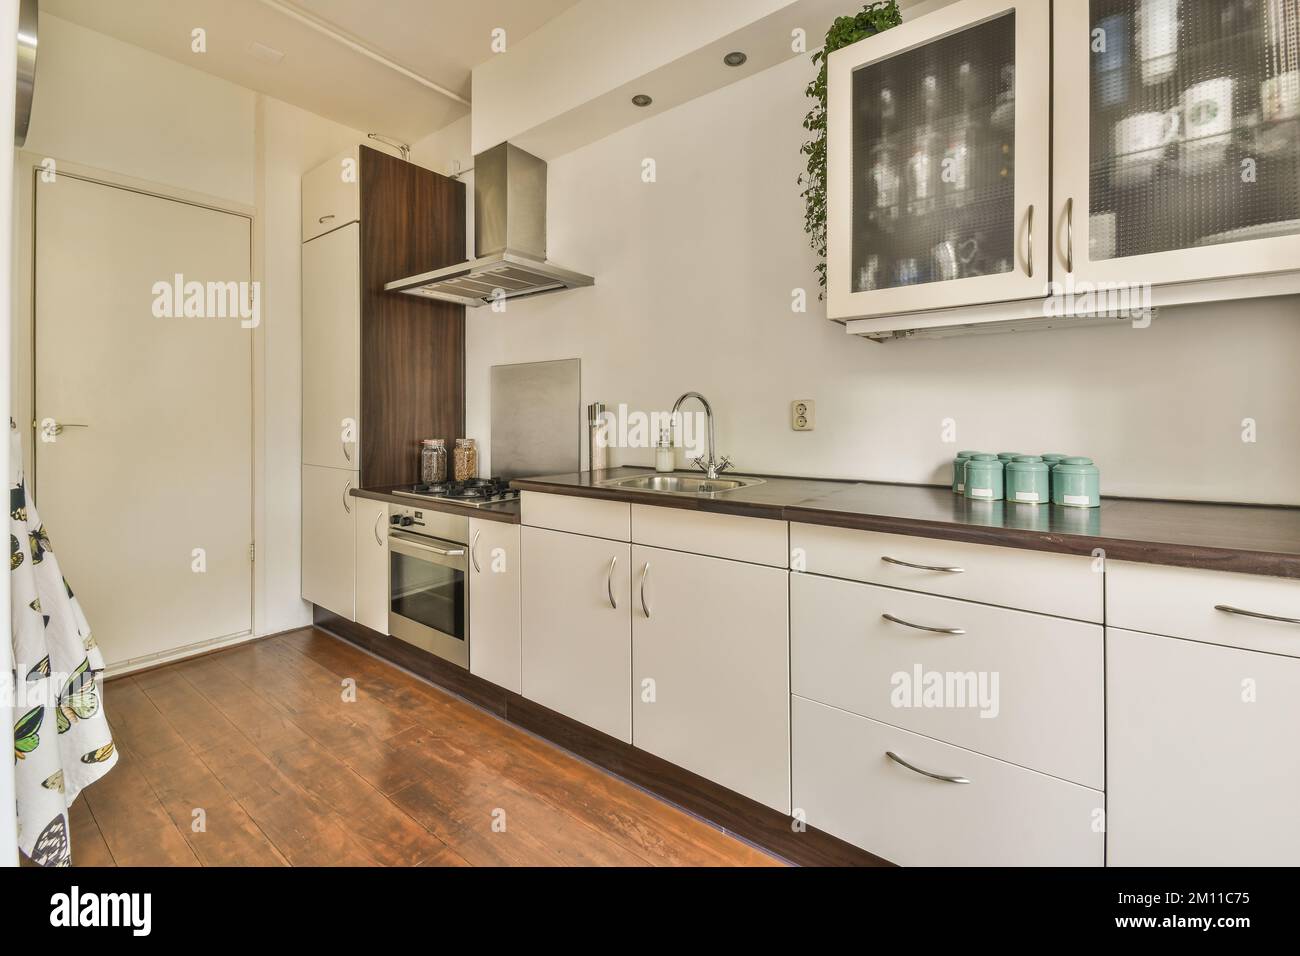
[313,607,888,867]
[359,146,466,488]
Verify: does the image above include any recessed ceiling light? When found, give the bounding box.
[723,51,747,67]
[631,94,653,107]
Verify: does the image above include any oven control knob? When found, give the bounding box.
[400,516,415,527]
[389,515,401,525]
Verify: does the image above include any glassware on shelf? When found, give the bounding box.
[452,438,478,482]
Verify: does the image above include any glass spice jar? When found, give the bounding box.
[420,439,447,484]
[452,438,478,482]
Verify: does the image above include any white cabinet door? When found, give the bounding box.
[632,545,791,813]
[302,464,357,620]
[521,527,632,742]
[1053,1,1300,289]
[1107,627,1300,866]
[301,146,359,242]
[353,496,389,634]
[469,519,522,694]
[826,0,1052,321]
[302,223,359,471]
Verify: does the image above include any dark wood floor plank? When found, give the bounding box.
[69,796,116,867]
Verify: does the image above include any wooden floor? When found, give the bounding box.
[70,627,780,867]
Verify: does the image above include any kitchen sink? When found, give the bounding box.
[597,473,765,496]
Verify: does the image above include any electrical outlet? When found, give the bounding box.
[791,400,815,431]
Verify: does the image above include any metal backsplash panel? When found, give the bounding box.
[490,358,580,481]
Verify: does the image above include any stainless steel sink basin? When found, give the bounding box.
[597,473,765,496]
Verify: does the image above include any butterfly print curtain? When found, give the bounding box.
[10,425,117,866]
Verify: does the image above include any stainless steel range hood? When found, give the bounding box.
[385,142,594,307]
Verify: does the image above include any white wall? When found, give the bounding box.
[17,15,366,647]
[464,53,1300,506]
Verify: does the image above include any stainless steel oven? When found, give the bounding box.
[388,505,469,668]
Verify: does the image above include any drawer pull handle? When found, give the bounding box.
[886,751,971,785]
[606,556,618,610]
[1214,605,1300,626]
[319,214,335,223]
[882,556,964,574]
[881,613,965,636]
[640,562,651,619]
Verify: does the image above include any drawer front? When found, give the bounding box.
[631,504,787,567]
[302,147,360,242]
[792,697,1104,867]
[791,523,1102,621]
[1108,561,1300,657]
[1107,628,1300,866]
[792,574,1103,788]
[522,492,630,541]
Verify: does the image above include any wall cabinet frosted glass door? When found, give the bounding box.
[1055,0,1300,286]
[827,0,1051,320]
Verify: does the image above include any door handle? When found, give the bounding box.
[342,480,352,514]
[1024,204,1034,279]
[881,612,965,635]
[342,435,352,463]
[42,420,89,437]
[885,751,971,785]
[373,512,384,546]
[1065,197,1075,273]
[640,562,651,619]
[319,214,335,224]
[606,556,618,610]
[471,529,482,573]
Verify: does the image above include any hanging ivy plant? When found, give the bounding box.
[799,1,903,296]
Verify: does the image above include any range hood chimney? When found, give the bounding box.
[385,142,594,307]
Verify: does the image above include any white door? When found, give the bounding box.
[826,0,1052,320]
[632,546,791,812]
[34,174,253,669]
[353,496,389,634]
[469,519,522,693]
[1053,0,1300,287]
[1107,627,1300,866]
[301,223,359,471]
[520,527,631,742]
[302,464,357,620]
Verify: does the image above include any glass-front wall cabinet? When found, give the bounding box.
[1057,0,1300,284]
[827,0,1051,320]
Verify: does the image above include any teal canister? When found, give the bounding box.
[952,450,981,494]
[1052,456,1101,508]
[963,454,1004,501]
[1005,456,1050,505]
[1040,453,1068,498]
[997,451,1023,463]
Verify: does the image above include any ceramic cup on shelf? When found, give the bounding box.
[1178,76,1235,175]
[1005,456,1050,505]
[1113,110,1180,186]
[963,454,1004,502]
[1052,456,1102,508]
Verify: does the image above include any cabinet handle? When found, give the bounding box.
[881,612,965,636]
[1024,204,1034,279]
[471,529,482,573]
[885,751,971,785]
[1215,604,1300,626]
[606,556,618,610]
[640,562,651,619]
[319,214,335,224]
[373,512,384,546]
[342,436,352,463]
[882,556,964,574]
[1065,197,1075,273]
[342,480,352,514]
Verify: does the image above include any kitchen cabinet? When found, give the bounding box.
[353,497,389,634]
[827,0,1052,320]
[829,0,1300,333]
[302,145,360,242]
[631,545,790,813]
[1107,626,1300,866]
[1055,0,1300,290]
[302,222,360,471]
[520,526,632,742]
[469,519,522,693]
[302,463,357,620]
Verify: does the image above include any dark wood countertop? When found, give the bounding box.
[511,468,1300,578]
[351,486,520,524]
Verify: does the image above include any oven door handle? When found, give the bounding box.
[389,530,467,559]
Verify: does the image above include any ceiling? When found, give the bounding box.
[42,0,581,144]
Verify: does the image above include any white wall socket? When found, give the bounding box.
[792,400,815,431]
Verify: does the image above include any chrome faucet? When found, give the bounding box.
[670,391,732,480]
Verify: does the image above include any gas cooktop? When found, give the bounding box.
[392,477,520,509]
